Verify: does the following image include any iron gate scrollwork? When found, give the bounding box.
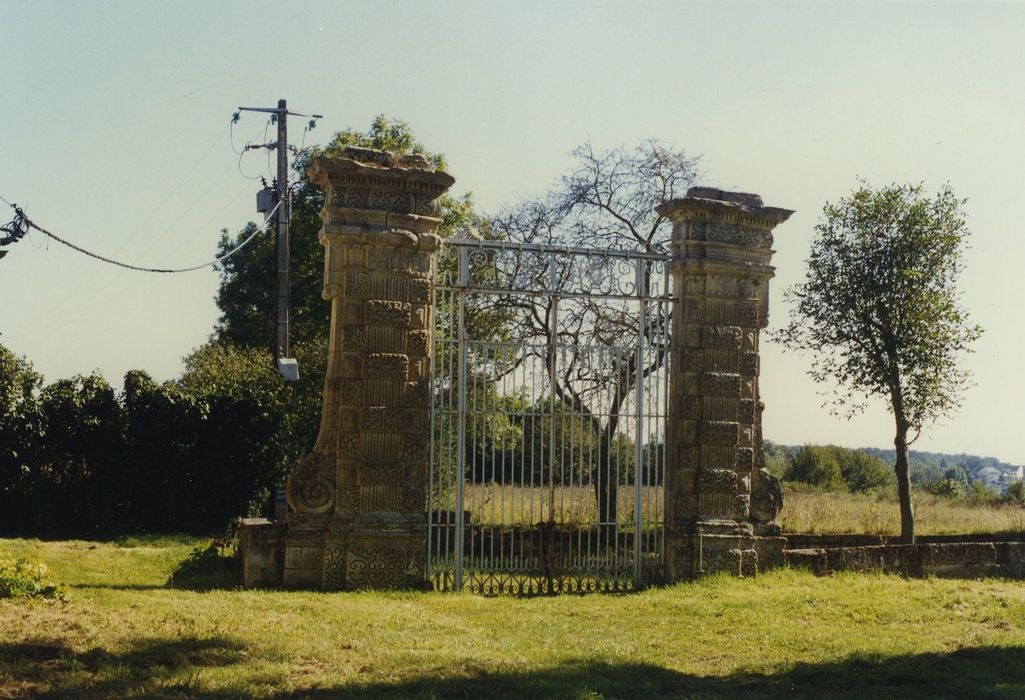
[428,238,672,594]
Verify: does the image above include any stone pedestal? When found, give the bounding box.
[241,147,453,590]
[659,188,793,579]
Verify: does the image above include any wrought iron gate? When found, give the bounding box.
[428,238,672,594]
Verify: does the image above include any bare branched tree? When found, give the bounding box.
[485,141,699,531]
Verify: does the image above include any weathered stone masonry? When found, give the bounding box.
[659,188,793,580]
[242,147,453,590]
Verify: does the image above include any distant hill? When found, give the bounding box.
[765,442,1024,493]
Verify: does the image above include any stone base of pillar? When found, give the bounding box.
[666,520,787,580]
[239,513,429,591]
[238,518,286,588]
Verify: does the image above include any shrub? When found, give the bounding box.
[784,445,845,490]
[1004,481,1025,507]
[925,478,967,499]
[168,538,239,590]
[966,481,1001,506]
[838,449,895,493]
[0,550,67,601]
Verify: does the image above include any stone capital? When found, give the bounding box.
[308,147,455,235]
[660,187,794,267]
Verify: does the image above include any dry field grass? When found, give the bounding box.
[780,487,1025,535]
[452,483,1025,536]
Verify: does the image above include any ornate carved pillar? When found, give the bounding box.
[659,188,793,580]
[280,147,454,589]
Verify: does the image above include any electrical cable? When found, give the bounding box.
[237,148,263,181]
[109,122,231,259]
[0,199,281,273]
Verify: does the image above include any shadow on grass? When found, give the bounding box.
[0,635,245,699]
[4,639,1023,699]
[280,647,1025,699]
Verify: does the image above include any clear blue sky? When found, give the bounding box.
[2,1,1023,462]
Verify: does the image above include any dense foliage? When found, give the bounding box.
[0,342,322,535]
[778,183,982,542]
[765,440,1021,507]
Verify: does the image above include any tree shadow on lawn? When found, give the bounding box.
[2,640,1023,699]
[285,646,1025,700]
[0,635,246,699]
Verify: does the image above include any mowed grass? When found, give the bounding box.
[2,537,1025,698]
[781,488,1025,535]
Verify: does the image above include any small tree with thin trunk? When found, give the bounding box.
[777,183,982,543]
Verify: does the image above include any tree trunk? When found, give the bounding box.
[894,420,915,544]
[592,446,618,547]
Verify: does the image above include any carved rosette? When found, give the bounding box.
[287,452,335,514]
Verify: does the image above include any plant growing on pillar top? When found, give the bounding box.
[777,183,982,543]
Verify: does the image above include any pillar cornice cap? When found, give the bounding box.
[658,187,794,227]
[307,149,455,191]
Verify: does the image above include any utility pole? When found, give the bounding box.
[236,100,322,381]
[275,99,290,371]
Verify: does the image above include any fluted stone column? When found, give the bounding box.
[659,188,793,580]
[279,147,454,590]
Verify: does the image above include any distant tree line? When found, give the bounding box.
[765,441,1024,506]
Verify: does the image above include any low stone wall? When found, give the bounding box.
[784,532,1025,550]
[785,541,1025,579]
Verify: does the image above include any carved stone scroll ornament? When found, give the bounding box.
[287,452,336,514]
[689,221,774,250]
[699,468,738,494]
[750,468,784,523]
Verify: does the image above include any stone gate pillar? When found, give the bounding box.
[273,147,453,590]
[659,188,793,580]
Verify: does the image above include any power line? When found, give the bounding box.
[108,121,232,260]
[0,199,280,273]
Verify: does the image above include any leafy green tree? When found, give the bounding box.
[0,346,44,532]
[1005,481,1025,507]
[943,465,970,488]
[35,373,124,533]
[924,478,966,499]
[966,480,1000,506]
[778,183,982,543]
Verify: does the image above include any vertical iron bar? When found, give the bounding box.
[454,248,469,591]
[427,258,438,588]
[634,261,646,587]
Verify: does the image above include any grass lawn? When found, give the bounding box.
[2,537,1025,698]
